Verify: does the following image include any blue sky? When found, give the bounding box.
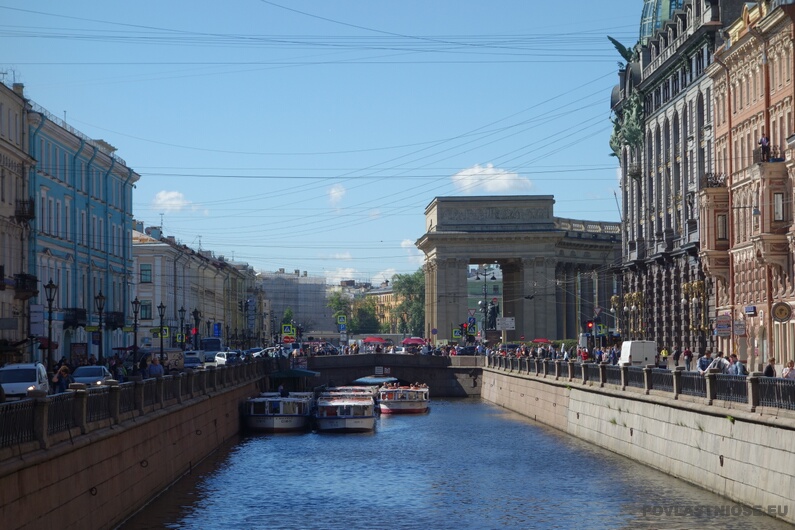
[1,1,639,284]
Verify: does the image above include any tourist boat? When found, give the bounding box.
[314,392,377,433]
[243,392,314,433]
[378,384,430,414]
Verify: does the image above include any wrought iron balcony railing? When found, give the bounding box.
[64,308,88,329]
[13,274,38,300]
[14,199,35,222]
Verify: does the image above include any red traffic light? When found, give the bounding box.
[586,320,594,330]
[191,327,198,335]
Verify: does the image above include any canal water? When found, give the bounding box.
[122,399,791,530]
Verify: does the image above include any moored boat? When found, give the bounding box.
[314,393,377,433]
[244,392,314,433]
[378,383,430,414]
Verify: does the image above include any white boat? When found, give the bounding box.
[314,393,377,433]
[378,384,430,414]
[244,392,314,433]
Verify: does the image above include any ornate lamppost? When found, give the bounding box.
[131,297,141,367]
[95,290,106,365]
[178,306,186,351]
[192,308,201,350]
[44,279,58,373]
[476,267,497,336]
[157,302,166,362]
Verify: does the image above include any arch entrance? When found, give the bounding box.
[415,196,622,345]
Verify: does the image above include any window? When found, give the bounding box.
[140,263,152,283]
[140,300,153,320]
[774,193,785,221]
[717,214,727,240]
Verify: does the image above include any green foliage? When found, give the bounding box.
[281,307,294,325]
[327,290,352,327]
[391,269,426,336]
[350,296,380,334]
[726,415,735,424]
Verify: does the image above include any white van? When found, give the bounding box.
[619,341,657,366]
[0,363,50,400]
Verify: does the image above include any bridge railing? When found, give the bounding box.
[485,355,793,415]
[0,358,271,453]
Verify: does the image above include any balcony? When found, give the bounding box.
[753,146,784,164]
[64,308,88,329]
[14,199,35,222]
[105,311,125,330]
[701,173,726,188]
[13,274,38,300]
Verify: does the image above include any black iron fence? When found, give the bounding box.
[715,374,748,404]
[605,365,622,386]
[0,359,271,451]
[651,368,674,392]
[679,372,707,397]
[759,377,795,410]
[558,362,569,379]
[626,367,645,388]
[584,363,601,383]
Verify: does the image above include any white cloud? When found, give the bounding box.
[330,252,352,260]
[451,163,532,194]
[323,267,357,284]
[402,239,424,266]
[374,268,398,284]
[152,190,191,212]
[328,184,346,206]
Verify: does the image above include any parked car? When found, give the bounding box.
[225,352,243,365]
[458,346,477,355]
[0,363,50,400]
[183,354,204,370]
[72,366,113,386]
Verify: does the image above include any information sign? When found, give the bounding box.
[495,316,515,331]
[716,314,732,337]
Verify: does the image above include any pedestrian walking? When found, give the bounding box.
[683,347,693,371]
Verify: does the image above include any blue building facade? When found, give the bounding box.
[26,102,139,365]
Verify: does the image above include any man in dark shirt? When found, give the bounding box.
[763,357,777,378]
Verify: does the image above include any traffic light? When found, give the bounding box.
[191,327,198,335]
[463,323,468,333]
[238,301,243,312]
[586,320,594,332]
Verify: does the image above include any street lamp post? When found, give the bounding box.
[178,306,186,351]
[476,268,496,338]
[44,279,58,373]
[192,308,201,350]
[157,302,166,363]
[95,290,106,365]
[131,297,141,368]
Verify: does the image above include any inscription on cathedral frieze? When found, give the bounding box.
[438,207,549,223]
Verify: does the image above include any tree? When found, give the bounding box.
[350,296,380,334]
[391,269,425,336]
[327,290,351,325]
[281,308,294,325]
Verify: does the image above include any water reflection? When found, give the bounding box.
[122,399,791,530]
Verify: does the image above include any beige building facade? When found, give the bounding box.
[416,196,620,344]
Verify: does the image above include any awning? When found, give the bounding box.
[38,338,59,350]
[269,368,320,378]
[363,336,386,343]
[353,376,398,385]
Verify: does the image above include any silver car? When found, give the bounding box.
[72,366,113,386]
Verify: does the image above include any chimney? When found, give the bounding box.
[294,269,300,276]
[12,83,24,97]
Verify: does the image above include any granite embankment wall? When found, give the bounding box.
[481,362,795,525]
[0,362,268,530]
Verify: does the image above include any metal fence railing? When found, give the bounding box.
[651,368,674,392]
[626,367,645,389]
[558,362,569,379]
[119,382,136,413]
[584,363,601,384]
[758,377,795,410]
[162,375,175,401]
[571,363,582,380]
[605,365,622,386]
[680,372,707,397]
[143,379,157,407]
[48,392,77,435]
[0,399,36,448]
[86,386,112,423]
[715,374,748,404]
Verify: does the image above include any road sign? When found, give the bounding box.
[468,309,476,317]
[431,328,438,335]
[452,328,462,339]
[339,323,347,332]
[337,315,347,325]
[468,316,476,326]
[282,324,294,336]
[340,333,348,342]
[716,314,732,337]
[594,306,602,317]
[495,317,515,331]
[282,336,296,344]
[468,323,478,334]
[733,320,746,337]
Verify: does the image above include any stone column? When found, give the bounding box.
[747,372,762,412]
[581,362,588,385]
[599,362,608,387]
[134,379,145,415]
[554,360,561,380]
[620,363,629,390]
[175,373,184,404]
[107,382,120,424]
[644,364,654,394]
[155,376,165,407]
[31,393,50,449]
[672,366,684,399]
[705,368,719,405]
[73,388,88,434]
[569,360,577,383]
[186,371,195,399]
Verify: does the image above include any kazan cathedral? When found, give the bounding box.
[611,0,795,370]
